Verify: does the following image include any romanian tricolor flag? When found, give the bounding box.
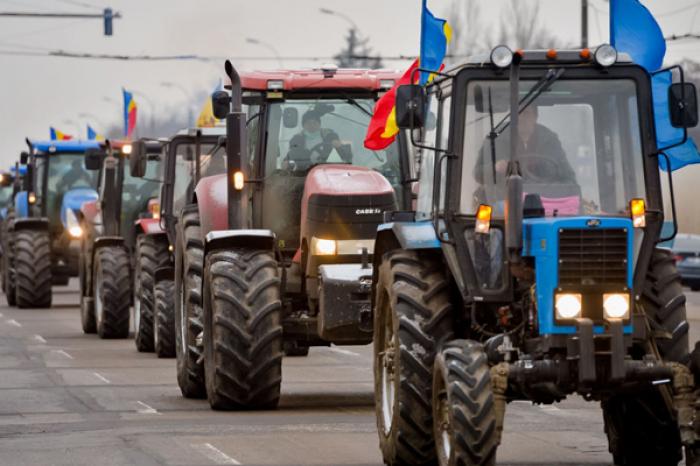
[364,60,420,151]
[420,0,452,85]
[87,125,105,141]
[123,88,137,139]
[50,127,73,141]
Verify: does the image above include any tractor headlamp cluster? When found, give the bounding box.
[555,292,631,322]
[121,144,132,155]
[594,44,618,68]
[310,237,375,256]
[490,45,514,69]
[603,293,630,320]
[65,209,83,238]
[555,293,582,320]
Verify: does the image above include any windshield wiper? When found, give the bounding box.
[342,94,373,118]
[491,67,565,138]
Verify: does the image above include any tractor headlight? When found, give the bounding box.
[490,45,513,68]
[311,237,337,256]
[28,192,37,204]
[603,293,630,320]
[555,293,582,320]
[65,209,83,238]
[594,44,617,68]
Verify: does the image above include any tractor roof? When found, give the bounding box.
[175,127,226,137]
[237,67,402,92]
[30,140,101,154]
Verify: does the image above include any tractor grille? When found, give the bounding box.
[558,228,628,286]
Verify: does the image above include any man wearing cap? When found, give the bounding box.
[286,110,351,169]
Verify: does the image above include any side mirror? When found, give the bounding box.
[84,149,105,171]
[129,140,147,178]
[283,107,298,128]
[212,91,230,120]
[217,135,227,147]
[670,82,699,128]
[396,84,426,129]
[19,152,29,165]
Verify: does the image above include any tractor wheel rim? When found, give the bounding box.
[435,378,452,465]
[94,273,103,326]
[380,302,396,435]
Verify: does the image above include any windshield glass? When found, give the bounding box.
[43,153,99,227]
[263,98,402,249]
[0,185,12,206]
[461,79,645,217]
[121,155,162,239]
[171,141,215,214]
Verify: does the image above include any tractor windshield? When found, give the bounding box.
[39,153,99,228]
[262,97,402,250]
[121,155,162,238]
[171,141,216,214]
[0,185,12,206]
[460,79,646,218]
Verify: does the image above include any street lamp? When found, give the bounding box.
[246,37,283,68]
[319,7,359,31]
[160,81,194,127]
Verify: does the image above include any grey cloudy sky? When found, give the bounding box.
[0,0,698,164]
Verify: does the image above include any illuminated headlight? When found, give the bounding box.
[267,80,284,91]
[311,237,336,256]
[594,44,617,68]
[490,45,513,68]
[603,293,630,320]
[28,192,37,204]
[555,293,582,320]
[121,144,132,155]
[65,209,83,238]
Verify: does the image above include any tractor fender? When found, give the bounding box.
[194,174,228,238]
[135,218,165,235]
[14,191,29,219]
[93,236,125,251]
[60,188,98,229]
[12,217,49,232]
[154,266,174,282]
[204,229,276,259]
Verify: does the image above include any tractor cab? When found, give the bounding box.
[372,45,700,466]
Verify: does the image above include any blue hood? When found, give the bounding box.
[60,188,98,227]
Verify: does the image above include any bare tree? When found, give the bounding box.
[447,0,488,61]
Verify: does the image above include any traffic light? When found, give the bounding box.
[104,8,113,36]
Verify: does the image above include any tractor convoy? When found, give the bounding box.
[5,45,700,466]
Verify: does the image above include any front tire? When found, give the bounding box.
[154,279,175,358]
[2,215,16,306]
[603,248,686,465]
[133,235,169,352]
[432,340,498,466]
[15,229,52,308]
[373,250,454,466]
[175,206,206,398]
[94,246,131,339]
[203,249,283,410]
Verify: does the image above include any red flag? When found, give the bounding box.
[364,59,420,150]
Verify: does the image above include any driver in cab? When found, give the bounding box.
[286,110,352,170]
[474,105,576,185]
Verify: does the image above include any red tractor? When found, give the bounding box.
[175,62,414,408]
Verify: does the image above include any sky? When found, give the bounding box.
[0,0,699,164]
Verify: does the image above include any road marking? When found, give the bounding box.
[6,319,21,327]
[329,347,361,357]
[136,401,160,415]
[33,334,47,344]
[192,443,241,465]
[92,372,110,384]
[51,349,73,359]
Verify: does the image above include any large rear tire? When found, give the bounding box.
[203,249,283,410]
[154,279,175,358]
[373,250,455,466]
[432,340,498,466]
[15,229,52,308]
[80,296,96,334]
[175,206,206,398]
[133,235,169,352]
[603,248,686,465]
[94,246,131,339]
[2,214,16,306]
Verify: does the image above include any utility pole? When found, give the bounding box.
[0,8,120,36]
[581,0,589,49]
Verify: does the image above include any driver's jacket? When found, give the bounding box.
[473,124,576,186]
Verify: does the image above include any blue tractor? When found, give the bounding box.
[0,164,24,304]
[372,46,700,465]
[9,140,99,308]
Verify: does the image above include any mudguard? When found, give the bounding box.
[154,266,174,282]
[60,188,98,229]
[204,229,276,258]
[135,218,165,235]
[194,174,228,238]
[14,191,28,219]
[93,236,124,250]
[373,221,440,262]
[13,217,49,231]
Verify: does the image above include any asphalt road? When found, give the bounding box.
[0,282,698,466]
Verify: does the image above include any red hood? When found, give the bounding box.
[302,164,393,197]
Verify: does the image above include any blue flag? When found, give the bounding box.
[611,0,700,170]
[419,0,452,86]
[87,125,97,140]
[610,0,665,72]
